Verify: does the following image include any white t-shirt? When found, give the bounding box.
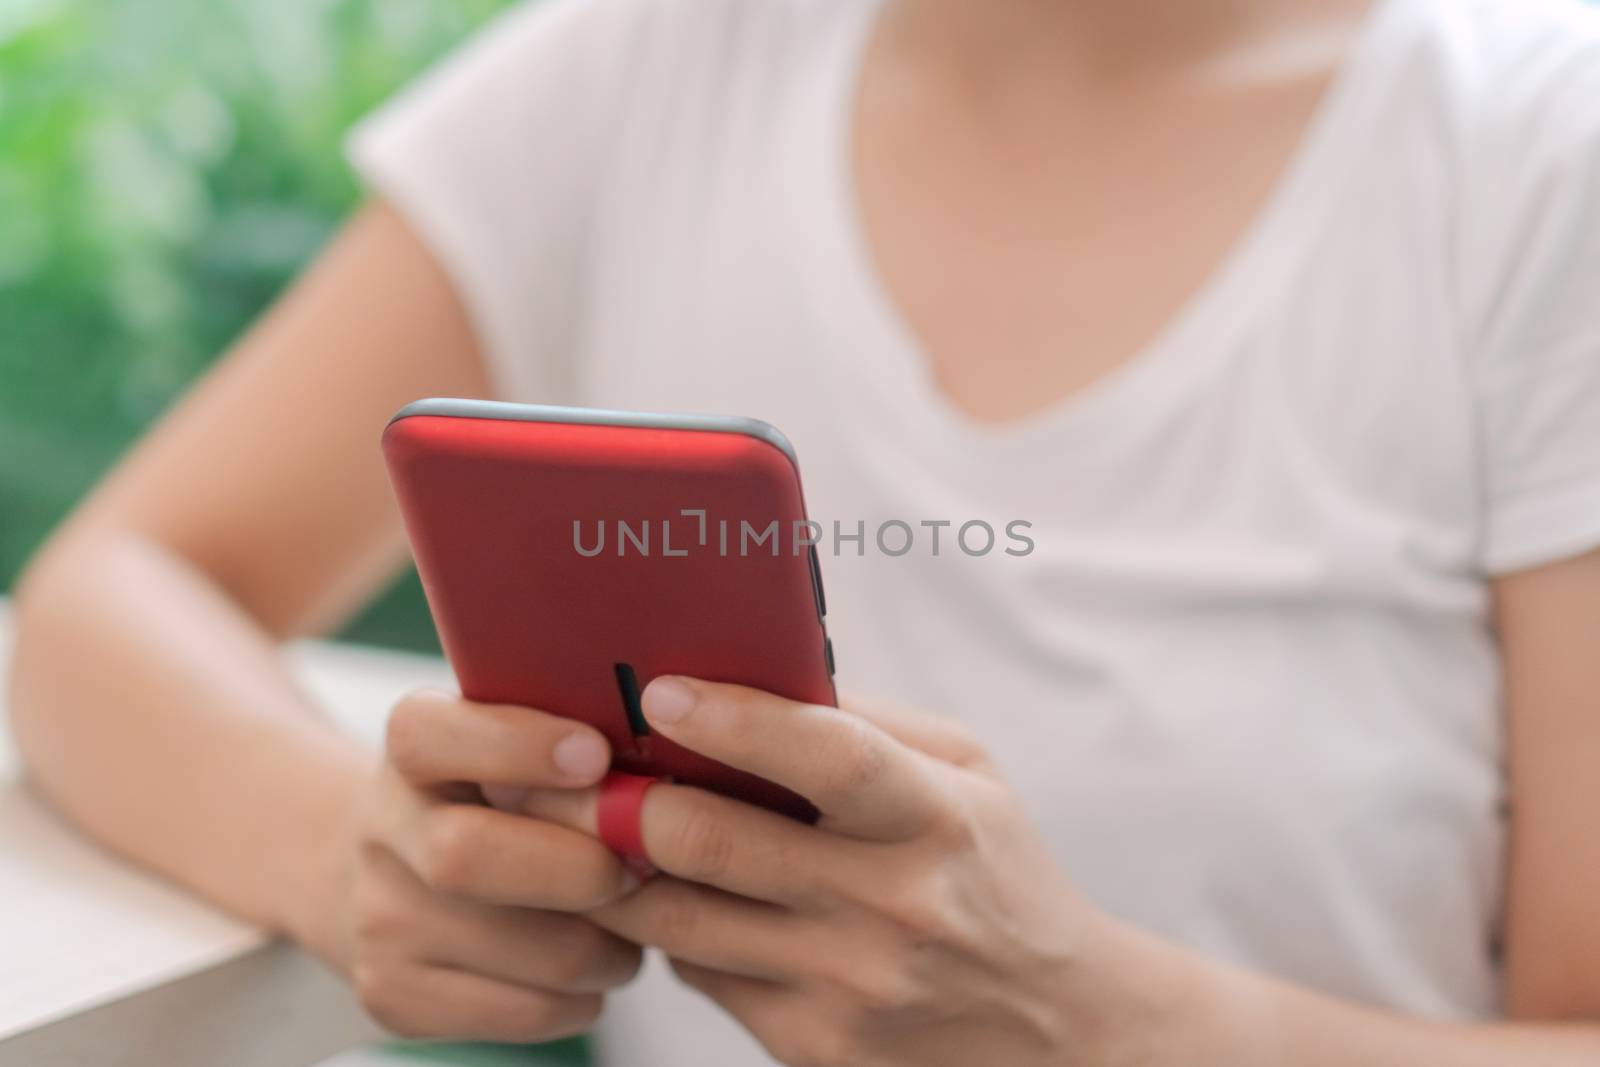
[348,0,1600,1061]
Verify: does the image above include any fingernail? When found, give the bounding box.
[643,677,695,725]
[553,731,610,780]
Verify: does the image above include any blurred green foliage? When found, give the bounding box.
[0,0,521,651]
[0,4,592,1058]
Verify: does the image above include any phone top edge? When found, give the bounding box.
[388,397,801,468]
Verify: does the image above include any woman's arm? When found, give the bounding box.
[501,549,1600,1065]
[6,200,486,958]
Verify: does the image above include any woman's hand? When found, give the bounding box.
[327,690,644,1043]
[521,679,1119,1067]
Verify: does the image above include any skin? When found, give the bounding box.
[857,0,1371,421]
[7,0,1600,1059]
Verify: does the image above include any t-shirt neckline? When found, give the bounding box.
[805,0,1415,457]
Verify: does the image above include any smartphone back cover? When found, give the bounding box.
[383,404,834,821]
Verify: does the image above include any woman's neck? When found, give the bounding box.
[879,0,1373,87]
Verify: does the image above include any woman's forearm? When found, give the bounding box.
[1094,920,1600,1066]
[7,531,372,964]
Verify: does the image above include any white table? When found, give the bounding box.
[0,600,455,1066]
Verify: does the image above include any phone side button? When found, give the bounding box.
[823,637,836,676]
[809,545,828,617]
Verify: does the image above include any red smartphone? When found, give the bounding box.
[382,398,835,822]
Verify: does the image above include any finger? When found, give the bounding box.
[588,878,808,982]
[673,957,787,1007]
[837,688,992,771]
[641,677,944,840]
[384,799,636,910]
[386,689,611,790]
[425,904,642,995]
[671,960,806,1062]
[355,961,601,1044]
[520,781,861,907]
[367,845,641,993]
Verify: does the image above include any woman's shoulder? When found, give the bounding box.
[1389,0,1600,242]
[348,0,850,219]
[614,0,858,93]
[1401,1,1600,418]
[528,0,854,73]
[1436,0,1600,56]
[1404,0,1600,125]
[455,0,858,139]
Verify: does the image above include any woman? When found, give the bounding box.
[11,0,1600,1062]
